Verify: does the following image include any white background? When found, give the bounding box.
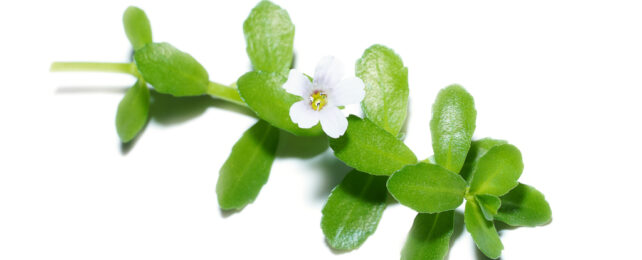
[1,0,641,259]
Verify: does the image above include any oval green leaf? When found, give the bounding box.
[460,138,508,183]
[387,163,466,213]
[321,170,388,250]
[465,199,503,259]
[401,211,454,260]
[116,80,150,143]
[216,120,280,210]
[468,144,524,196]
[430,85,476,174]
[329,116,417,176]
[243,1,294,73]
[475,194,501,221]
[356,44,409,135]
[122,6,152,50]
[237,71,322,136]
[495,183,552,227]
[134,42,209,97]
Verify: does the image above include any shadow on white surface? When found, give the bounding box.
[219,208,241,218]
[149,90,255,126]
[308,153,351,202]
[54,85,258,154]
[277,130,353,201]
[277,131,329,159]
[445,210,466,260]
[55,86,129,94]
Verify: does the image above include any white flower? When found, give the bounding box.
[283,56,365,138]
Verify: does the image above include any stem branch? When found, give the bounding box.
[50,61,248,107]
[50,62,139,76]
[207,81,246,107]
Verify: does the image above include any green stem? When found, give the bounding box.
[50,62,139,77]
[206,81,247,107]
[50,61,248,107]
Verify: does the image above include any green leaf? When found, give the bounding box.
[387,163,466,213]
[122,6,152,50]
[430,85,476,174]
[116,80,150,143]
[236,71,322,136]
[134,42,209,97]
[356,44,409,135]
[401,211,454,260]
[468,144,524,196]
[465,199,503,259]
[321,170,388,250]
[329,116,417,176]
[216,120,280,210]
[243,0,294,73]
[495,183,552,227]
[475,194,501,221]
[460,138,508,183]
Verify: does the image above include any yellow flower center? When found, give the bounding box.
[310,91,328,111]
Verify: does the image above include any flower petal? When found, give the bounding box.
[318,105,348,138]
[314,56,344,90]
[329,77,366,106]
[289,100,320,128]
[283,69,312,98]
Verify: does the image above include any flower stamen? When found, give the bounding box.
[309,91,328,111]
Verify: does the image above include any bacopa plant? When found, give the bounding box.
[51,1,552,259]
